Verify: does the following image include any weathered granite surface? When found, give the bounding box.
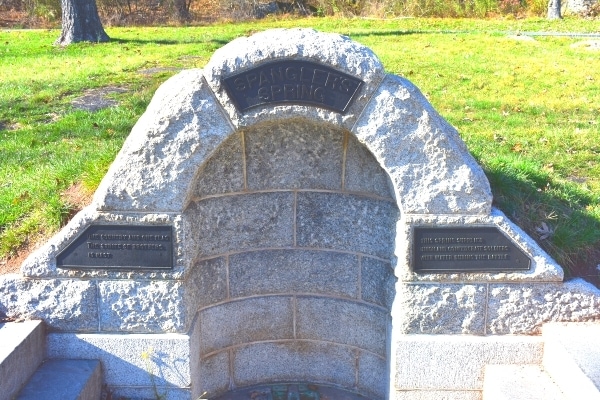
[0,275,98,331]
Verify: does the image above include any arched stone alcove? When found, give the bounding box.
[183,118,399,399]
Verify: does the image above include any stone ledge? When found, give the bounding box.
[393,335,544,391]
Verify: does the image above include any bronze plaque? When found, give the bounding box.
[56,225,173,270]
[413,226,530,273]
[222,60,364,114]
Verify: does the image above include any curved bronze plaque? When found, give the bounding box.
[413,226,531,273]
[222,60,364,114]
[56,225,173,270]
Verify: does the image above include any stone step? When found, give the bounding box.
[16,359,103,400]
[543,322,600,400]
[0,320,45,400]
[483,364,565,400]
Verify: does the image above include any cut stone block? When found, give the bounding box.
[244,119,344,190]
[47,332,190,388]
[0,320,45,400]
[396,283,487,335]
[16,359,102,400]
[185,192,294,258]
[483,364,565,400]
[229,249,359,299]
[296,191,398,258]
[193,131,245,198]
[0,276,98,331]
[361,257,395,309]
[487,279,600,334]
[198,296,294,356]
[232,341,356,390]
[296,296,388,356]
[358,351,388,399]
[196,351,230,398]
[543,322,600,400]
[98,279,186,333]
[188,256,228,309]
[393,335,544,390]
[345,133,395,199]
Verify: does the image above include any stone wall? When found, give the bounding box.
[184,119,398,398]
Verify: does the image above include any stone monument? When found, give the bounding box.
[1,28,599,400]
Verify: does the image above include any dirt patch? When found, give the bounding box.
[569,248,600,288]
[62,181,93,213]
[0,182,92,276]
[71,86,129,112]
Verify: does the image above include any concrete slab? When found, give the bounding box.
[0,320,45,400]
[483,364,565,400]
[16,359,102,400]
[543,322,600,400]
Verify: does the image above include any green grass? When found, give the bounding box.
[1,17,599,280]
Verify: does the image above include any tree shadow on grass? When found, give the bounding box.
[110,37,231,46]
[484,161,600,288]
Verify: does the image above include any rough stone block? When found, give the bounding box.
[345,133,394,199]
[0,320,45,400]
[245,119,344,190]
[199,296,294,356]
[196,351,230,398]
[0,276,98,331]
[98,280,186,333]
[232,341,356,389]
[487,279,600,335]
[185,192,294,258]
[193,132,245,198]
[296,296,388,356]
[361,257,395,309]
[229,250,359,299]
[358,351,388,399]
[393,335,544,390]
[47,332,191,388]
[352,74,492,215]
[396,283,487,334]
[296,192,398,259]
[204,28,386,131]
[188,256,228,310]
[93,69,235,212]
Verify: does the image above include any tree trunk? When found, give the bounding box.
[56,0,110,46]
[174,0,191,21]
[547,0,562,19]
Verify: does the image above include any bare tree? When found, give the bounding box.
[547,0,562,19]
[174,0,192,21]
[56,0,110,46]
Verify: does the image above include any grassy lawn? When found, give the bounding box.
[1,17,599,282]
